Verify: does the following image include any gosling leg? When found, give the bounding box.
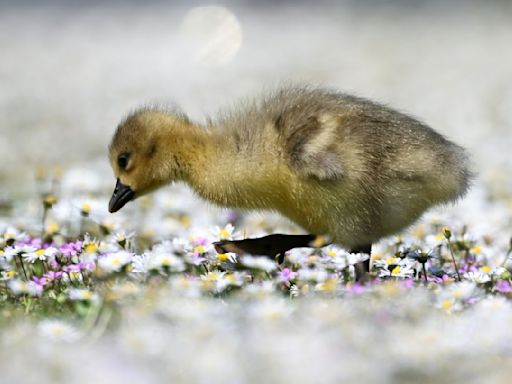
[350,244,372,282]
[213,234,322,263]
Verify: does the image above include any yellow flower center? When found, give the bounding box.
[219,229,231,239]
[386,257,398,265]
[46,223,59,234]
[391,266,401,276]
[382,282,400,295]
[81,203,91,214]
[471,246,482,255]
[112,258,122,266]
[326,249,337,257]
[6,271,16,278]
[225,274,236,283]
[36,249,46,257]
[319,278,338,292]
[441,300,453,310]
[481,265,491,274]
[161,257,172,266]
[217,253,230,261]
[85,244,97,254]
[194,245,206,254]
[204,272,221,281]
[179,215,191,227]
[44,195,57,206]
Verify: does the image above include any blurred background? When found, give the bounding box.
[1,0,512,196]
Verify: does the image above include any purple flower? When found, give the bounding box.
[346,283,366,294]
[60,241,83,257]
[277,268,298,283]
[188,253,206,266]
[63,264,81,273]
[78,261,96,271]
[18,237,42,248]
[49,258,60,269]
[43,271,63,281]
[193,237,210,246]
[32,276,49,287]
[495,280,512,293]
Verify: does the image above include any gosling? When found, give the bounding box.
[108,86,472,268]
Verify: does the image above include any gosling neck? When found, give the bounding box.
[159,120,218,185]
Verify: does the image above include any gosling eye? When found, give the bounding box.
[117,153,130,170]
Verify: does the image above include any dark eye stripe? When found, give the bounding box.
[118,153,130,169]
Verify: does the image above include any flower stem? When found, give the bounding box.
[446,240,461,282]
[18,255,28,281]
[41,206,48,238]
[421,262,428,283]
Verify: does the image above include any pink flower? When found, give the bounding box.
[495,280,512,293]
[60,241,83,257]
[43,271,63,281]
[32,276,49,287]
[63,264,81,273]
[79,261,96,271]
[277,268,298,283]
[346,283,366,294]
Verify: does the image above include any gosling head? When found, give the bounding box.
[108,108,194,213]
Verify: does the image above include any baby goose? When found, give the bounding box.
[108,86,472,270]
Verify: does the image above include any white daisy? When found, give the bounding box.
[38,319,81,342]
[464,271,491,284]
[22,247,58,263]
[240,255,277,272]
[98,251,133,273]
[148,251,186,273]
[68,288,98,302]
[211,223,237,240]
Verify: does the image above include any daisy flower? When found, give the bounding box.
[0,270,17,281]
[148,251,186,273]
[38,319,81,342]
[240,255,277,272]
[201,270,230,292]
[23,246,59,263]
[68,288,98,302]
[297,267,329,283]
[1,246,18,262]
[98,251,133,273]
[211,223,237,240]
[8,279,43,296]
[112,230,135,248]
[215,252,237,263]
[2,227,28,245]
[464,271,491,284]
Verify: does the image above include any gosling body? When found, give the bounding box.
[108,86,471,251]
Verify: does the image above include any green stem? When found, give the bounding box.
[18,255,28,281]
[421,262,428,283]
[446,240,461,282]
[41,206,48,238]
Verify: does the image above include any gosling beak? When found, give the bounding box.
[108,179,135,213]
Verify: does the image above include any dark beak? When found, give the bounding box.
[108,179,135,213]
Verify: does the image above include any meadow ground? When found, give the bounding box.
[1,1,512,383]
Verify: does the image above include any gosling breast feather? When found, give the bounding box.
[108,86,472,249]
